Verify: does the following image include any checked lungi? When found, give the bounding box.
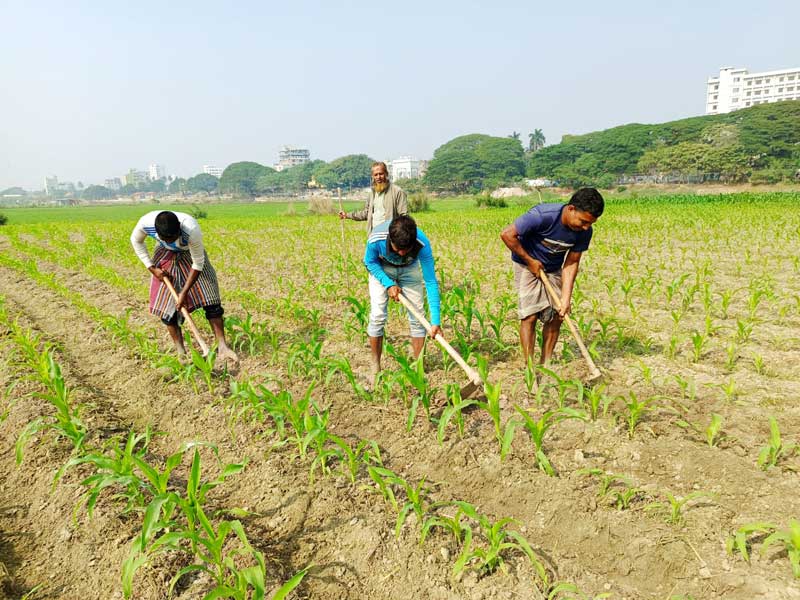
[149,246,221,322]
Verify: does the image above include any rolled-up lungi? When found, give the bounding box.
[148,246,221,321]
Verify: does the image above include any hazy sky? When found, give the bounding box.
[2,0,798,190]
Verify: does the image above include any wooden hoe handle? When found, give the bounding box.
[537,271,602,380]
[397,292,483,387]
[162,277,210,356]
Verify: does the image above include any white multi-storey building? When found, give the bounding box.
[387,156,427,180]
[104,178,122,191]
[706,66,800,115]
[203,165,224,178]
[277,146,310,171]
[44,176,59,195]
[148,164,166,180]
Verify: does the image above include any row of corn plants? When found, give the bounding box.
[0,295,308,599]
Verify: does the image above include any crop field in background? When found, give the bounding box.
[0,192,799,600]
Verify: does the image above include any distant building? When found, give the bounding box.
[387,156,427,180]
[203,165,224,178]
[104,178,122,191]
[706,66,800,114]
[148,164,166,180]
[277,146,310,170]
[44,176,59,195]
[125,169,149,186]
[44,175,75,196]
[526,178,554,188]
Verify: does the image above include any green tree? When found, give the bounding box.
[186,173,219,193]
[142,179,166,193]
[509,131,521,141]
[118,184,137,195]
[314,154,375,189]
[81,185,113,200]
[424,133,525,192]
[284,159,326,193]
[528,129,546,152]
[0,187,26,196]
[219,161,270,196]
[168,178,187,194]
[528,101,800,183]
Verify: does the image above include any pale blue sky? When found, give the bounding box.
[1,0,798,190]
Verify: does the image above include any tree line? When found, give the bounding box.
[14,101,798,202]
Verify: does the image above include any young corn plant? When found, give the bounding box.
[644,491,714,526]
[386,344,437,429]
[16,350,87,465]
[450,501,547,585]
[274,383,316,460]
[344,294,369,342]
[365,464,401,512]
[305,404,336,481]
[620,392,660,439]
[57,428,154,518]
[225,312,270,355]
[728,520,800,579]
[736,318,753,344]
[577,468,643,510]
[437,383,479,444]
[515,406,587,476]
[190,346,217,393]
[760,520,800,578]
[724,342,738,371]
[690,330,706,362]
[421,503,469,547]
[584,384,613,421]
[727,521,778,564]
[674,412,721,447]
[395,477,439,538]
[673,375,696,402]
[125,448,299,600]
[479,379,519,460]
[752,353,767,376]
[327,435,377,484]
[537,366,585,409]
[546,582,612,600]
[325,355,371,400]
[757,417,797,471]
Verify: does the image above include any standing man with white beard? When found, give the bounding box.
[339,161,409,235]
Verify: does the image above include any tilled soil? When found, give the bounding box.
[1,214,800,600]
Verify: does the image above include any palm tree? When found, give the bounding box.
[528,129,546,152]
[508,131,521,141]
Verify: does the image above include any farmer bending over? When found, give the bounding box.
[500,188,604,367]
[131,210,237,363]
[364,215,441,380]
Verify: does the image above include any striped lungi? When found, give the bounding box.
[149,246,221,321]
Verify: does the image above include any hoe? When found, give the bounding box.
[537,271,602,384]
[162,278,210,357]
[397,292,483,398]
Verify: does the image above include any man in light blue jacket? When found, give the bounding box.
[363,215,441,379]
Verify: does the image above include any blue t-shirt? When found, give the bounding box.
[511,203,592,272]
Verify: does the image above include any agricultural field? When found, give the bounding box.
[1,192,799,600]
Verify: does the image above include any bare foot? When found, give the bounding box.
[175,344,190,364]
[218,346,239,364]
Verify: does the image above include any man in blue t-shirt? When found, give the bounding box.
[500,188,604,368]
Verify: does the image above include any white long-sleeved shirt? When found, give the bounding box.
[130,211,205,271]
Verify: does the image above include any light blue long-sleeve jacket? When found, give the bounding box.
[363,221,441,326]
